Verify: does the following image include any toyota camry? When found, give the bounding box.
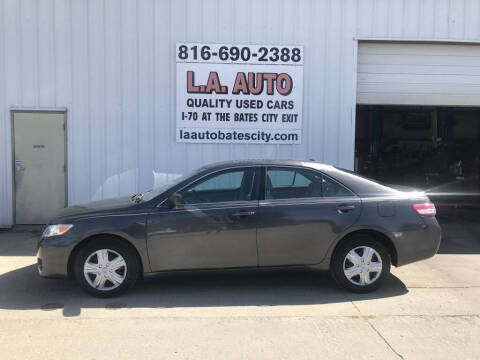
[37,160,441,297]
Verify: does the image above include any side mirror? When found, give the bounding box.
[166,193,184,209]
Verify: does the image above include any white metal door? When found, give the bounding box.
[13,112,66,224]
[357,42,480,106]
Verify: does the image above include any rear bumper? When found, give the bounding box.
[36,236,71,278]
[395,217,442,267]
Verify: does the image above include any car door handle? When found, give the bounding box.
[337,204,356,214]
[231,211,256,217]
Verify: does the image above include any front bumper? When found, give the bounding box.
[36,236,72,278]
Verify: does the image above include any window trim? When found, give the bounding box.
[161,200,259,212]
[262,165,357,201]
[259,196,360,207]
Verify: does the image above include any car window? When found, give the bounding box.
[293,173,311,186]
[265,167,354,200]
[321,175,354,197]
[179,168,256,204]
[268,169,312,187]
[268,169,295,187]
[266,168,322,199]
[194,171,244,191]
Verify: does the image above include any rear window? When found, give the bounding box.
[322,175,354,197]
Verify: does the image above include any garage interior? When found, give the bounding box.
[355,105,480,210]
[356,42,480,212]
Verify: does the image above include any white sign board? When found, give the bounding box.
[176,43,303,144]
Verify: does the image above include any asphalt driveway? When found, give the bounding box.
[0,214,479,360]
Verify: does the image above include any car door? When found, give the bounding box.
[256,166,361,267]
[146,167,260,271]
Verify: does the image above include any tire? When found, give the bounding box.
[331,235,391,293]
[74,238,139,298]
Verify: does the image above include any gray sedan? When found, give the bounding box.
[37,160,441,297]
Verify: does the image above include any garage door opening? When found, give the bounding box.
[355,105,480,210]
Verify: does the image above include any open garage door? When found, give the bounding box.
[357,42,480,106]
[355,43,480,213]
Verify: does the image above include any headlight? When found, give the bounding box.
[42,224,73,237]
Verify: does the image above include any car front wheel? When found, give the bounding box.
[74,238,139,298]
[331,236,391,293]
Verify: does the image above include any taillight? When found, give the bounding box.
[412,203,436,217]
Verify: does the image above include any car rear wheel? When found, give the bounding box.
[331,236,391,293]
[74,238,139,298]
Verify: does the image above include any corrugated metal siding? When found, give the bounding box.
[357,42,480,105]
[356,0,480,40]
[1,0,480,226]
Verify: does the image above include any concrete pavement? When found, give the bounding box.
[0,217,479,360]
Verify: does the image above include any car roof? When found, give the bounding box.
[203,159,336,171]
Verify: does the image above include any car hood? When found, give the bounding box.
[52,196,139,222]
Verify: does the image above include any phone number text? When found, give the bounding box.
[176,44,303,65]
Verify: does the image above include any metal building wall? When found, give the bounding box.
[356,0,480,40]
[1,0,480,226]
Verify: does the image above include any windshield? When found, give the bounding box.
[138,167,206,202]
